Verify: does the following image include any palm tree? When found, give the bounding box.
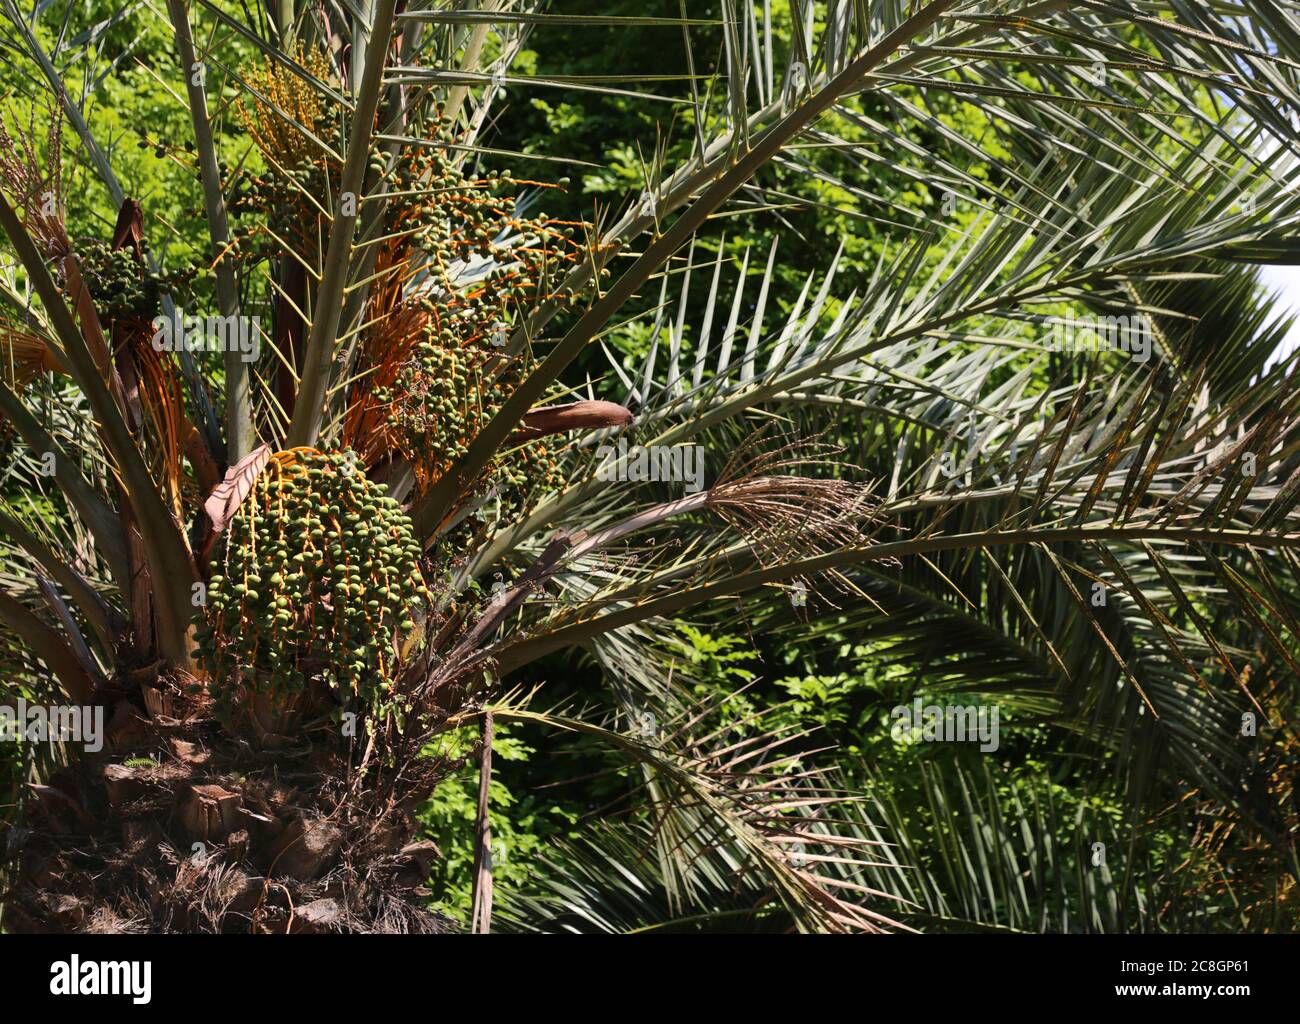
[1,0,1299,933]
